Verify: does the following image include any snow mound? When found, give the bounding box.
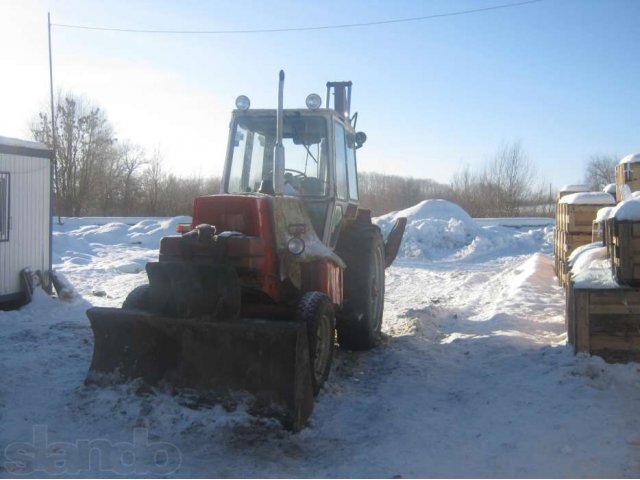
[603,183,617,195]
[127,217,191,248]
[618,153,640,164]
[612,199,640,221]
[596,206,614,222]
[560,184,589,194]
[377,199,475,225]
[54,216,191,263]
[375,199,551,261]
[503,252,552,294]
[375,200,479,260]
[52,217,191,304]
[568,243,617,288]
[558,192,616,205]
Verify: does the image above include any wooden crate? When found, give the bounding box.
[557,204,603,233]
[555,232,596,286]
[615,162,640,202]
[566,283,640,362]
[555,196,613,285]
[610,220,640,286]
[559,231,592,256]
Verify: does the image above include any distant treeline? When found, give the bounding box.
[32,95,220,217]
[33,93,557,218]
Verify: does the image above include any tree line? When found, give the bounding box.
[32,95,219,217]
[33,93,618,219]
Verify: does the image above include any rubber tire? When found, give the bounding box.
[336,224,385,351]
[122,284,151,311]
[296,292,335,396]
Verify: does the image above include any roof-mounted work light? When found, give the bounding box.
[305,93,322,110]
[235,95,251,111]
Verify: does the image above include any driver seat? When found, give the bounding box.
[300,177,324,195]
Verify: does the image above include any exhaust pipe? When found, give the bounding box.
[273,70,285,194]
[326,81,352,121]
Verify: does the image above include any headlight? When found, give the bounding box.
[305,93,322,110]
[287,237,305,255]
[235,95,251,111]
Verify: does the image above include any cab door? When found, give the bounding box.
[327,120,359,249]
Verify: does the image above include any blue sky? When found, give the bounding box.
[1,0,639,188]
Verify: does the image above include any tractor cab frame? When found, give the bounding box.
[221,83,365,251]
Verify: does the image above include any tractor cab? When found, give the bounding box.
[221,79,367,249]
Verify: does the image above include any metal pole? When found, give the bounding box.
[47,12,61,224]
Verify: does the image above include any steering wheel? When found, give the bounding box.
[283,169,307,194]
[264,169,326,195]
[284,168,307,179]
[265,168,307,180]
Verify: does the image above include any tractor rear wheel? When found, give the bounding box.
[122,284,151,311]
[296,292,335,396]
[336,225,385,351]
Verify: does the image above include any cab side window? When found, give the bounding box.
[346,133,358,201]
[334,123,348,200]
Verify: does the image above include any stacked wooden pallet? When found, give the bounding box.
[563,153,640,362]
[554,192,614,285]
[608,201,640,287]
[553,185,589,283]
[615,153,640,202]
[566,283,640,363]
[566,196,640,362]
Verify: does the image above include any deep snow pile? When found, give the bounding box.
[53,216,190,305]
[568,243,618,289]
[374,199,553,261]
[1,207,639,478]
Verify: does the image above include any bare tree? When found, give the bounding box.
[119,142,147,212]
[485,142,536,216]
[449,142,545,217]
[357,171,451,216]
[141,150,165,216]
[584,154,618,190]
[30,92,231,217]
[32,94,116,215]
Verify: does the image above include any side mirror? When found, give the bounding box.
[355,131,367,149]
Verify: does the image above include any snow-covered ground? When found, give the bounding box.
[1,200,639,478]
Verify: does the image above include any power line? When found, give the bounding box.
[51,0,543,35]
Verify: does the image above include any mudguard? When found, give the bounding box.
[384,217,407,268]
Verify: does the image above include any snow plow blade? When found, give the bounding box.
[85,307,314,431]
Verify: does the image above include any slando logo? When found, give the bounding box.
[3,425,182,475]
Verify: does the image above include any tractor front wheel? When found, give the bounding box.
[122,284,151,311]
[296,292,335,396]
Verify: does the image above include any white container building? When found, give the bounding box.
[0,136,52,307]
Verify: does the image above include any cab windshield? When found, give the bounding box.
[227,114,329,196]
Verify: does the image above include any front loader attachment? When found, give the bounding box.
[85,308,315,431]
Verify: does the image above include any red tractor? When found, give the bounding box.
[86,72,406,430]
